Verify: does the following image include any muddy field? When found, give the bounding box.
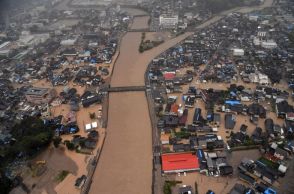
[145,32,172,42]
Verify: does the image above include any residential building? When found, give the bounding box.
[225,114,236,129]
[160,133,170,145]
[60,38,78,46]
[179,185,193,194]
[232,49,244,56]
[261,40,278,49]
[159,14,179,28]
[25,87,56,105]
[286,112,294,121]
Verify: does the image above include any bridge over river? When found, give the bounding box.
[88,0,274,194]
[106,85,146,92]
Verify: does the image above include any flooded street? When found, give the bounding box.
[5,0,282,193]
[89,1,277,193]
[89,13,192,194]
[111,31,192,87]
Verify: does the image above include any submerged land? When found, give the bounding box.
[0,0,294,194]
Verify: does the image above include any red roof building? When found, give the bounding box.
[163,72,175,80]
[171,104,179,114]
[286,112,294,121]
[161,153,199,173]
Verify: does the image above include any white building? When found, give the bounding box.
[253,37,278,49]
[261,40,277,49]
[60,38,77,46]
[257,31,267,37]
[184,12,193,20]
[253,37,261,46]
[248,15,259,21]
[0,41,11,50]
[159,14,179,28]
[249,73,259,84]
[18,33,50,47]
[178,22,188,30]
[232,49,244,56]
[0,41,12,57]
[258,73,270,85]
[241,96,251,102]
[232,28,239,33]
[22,23,44,30]
[0,50,11,57]
[249,72,270,85]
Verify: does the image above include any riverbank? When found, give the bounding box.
[88,19,193,194]
[87,0,277,193]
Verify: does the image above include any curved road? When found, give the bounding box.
[89,1,273,194]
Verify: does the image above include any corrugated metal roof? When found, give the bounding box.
[162,153,199,172]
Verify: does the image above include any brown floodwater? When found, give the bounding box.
[122,7,148,16]
[110,31,192,87]
[131,16,150,29]
[89,0,277,193]
[89,92,153,194]
[89,18,192,194]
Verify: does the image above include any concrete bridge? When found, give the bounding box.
[106,86,146,92]
[132,14,149,17]
[128,28,153,32]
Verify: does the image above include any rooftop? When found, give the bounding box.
[25,87,49,96]
[162,153,199,172]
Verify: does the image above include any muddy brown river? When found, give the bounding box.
[89,1,275,193]
[89,16,192,194]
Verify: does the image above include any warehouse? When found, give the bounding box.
[161,153,199,173]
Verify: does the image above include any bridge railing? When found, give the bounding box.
[106,86,146,92]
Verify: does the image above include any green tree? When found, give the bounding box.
[0,171,12,194]
[163,181,182,194]
[53,137,62,148]
[207,142,215,151]
[139,45,144,53]
[163,182,172,194]
[79,139,86,148]
[65,141,75,150]
[89,112,96,119]
[55,170,69,182]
